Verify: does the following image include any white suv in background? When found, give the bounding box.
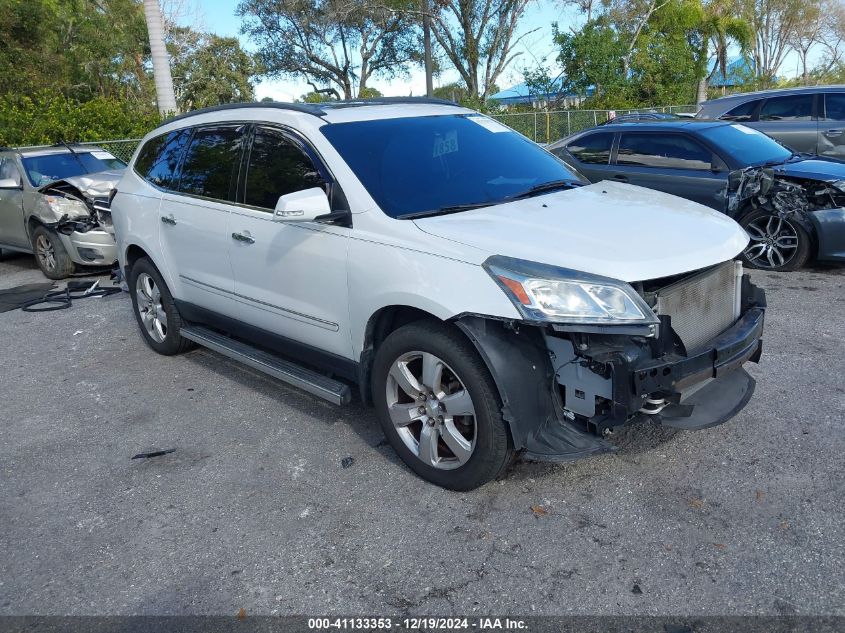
[111,98,766,490]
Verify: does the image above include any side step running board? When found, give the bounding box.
[179,325,351,405]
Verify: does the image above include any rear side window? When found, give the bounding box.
[823,93,845,121]
[566,132,613,164]
[720,99,760,121]
[617,133,712,170]
[244,127,325,210]
[759,94,814,121]
[177,126,244,201]
[134,129,192,189]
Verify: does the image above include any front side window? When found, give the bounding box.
[823,93,845,121]
[565,132,613,164]
[177,126,244,201]
[0,157,22,186]
[320,114,585,218]
[617,133,711,170]
[244,127,325,210]
[759,94,814,121]
[720,100,760,121]
[135,129,192,189]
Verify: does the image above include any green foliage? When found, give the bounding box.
[0,92,161,147]
[171,32,259,110]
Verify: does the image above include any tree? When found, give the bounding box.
[428,0,535,99]
[789,0,845,85]
[694,0,752,102]
[144,0,178,114]
[238,0,418,99]
[171,32,258,110]
[746,0,804,84]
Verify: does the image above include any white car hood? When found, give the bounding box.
[413,181,748,282]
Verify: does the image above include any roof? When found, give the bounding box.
[708,57,755,88]
[155,97,462,130]
[588,120,728,132]
[489,80,588,104]
[704,84,845,104]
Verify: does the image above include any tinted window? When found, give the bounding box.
[617,133,711,169]
[720,100,760,121]
[177,126,244,201]
[759,94,813,121]
[244,127,325,210]
[320,114,585,218]
[565,132,613,164]
[135,129,192,189]
[698,124,792,166]
[824,93,845,121]
[21,151,124,187]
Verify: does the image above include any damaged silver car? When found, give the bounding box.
[0,144,124,279]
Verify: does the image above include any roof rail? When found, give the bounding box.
[320,96,458,109]
[154,97,460,131]
[155,101,328,130]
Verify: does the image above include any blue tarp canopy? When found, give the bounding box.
[489,79,589,105]
[709,57,755,87]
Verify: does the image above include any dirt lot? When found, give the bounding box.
[0,251,843,616]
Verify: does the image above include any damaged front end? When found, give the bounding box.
[728,165,845,263]
[456,258,766,463]
[34,170,121,236]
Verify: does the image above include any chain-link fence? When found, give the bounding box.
[78,139,142,163]
[490,105,697,144]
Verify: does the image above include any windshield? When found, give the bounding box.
[320,114,586,218]
[21,150,126,186]
[699,124,793,166]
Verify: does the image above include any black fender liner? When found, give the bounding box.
[453,315,613,461]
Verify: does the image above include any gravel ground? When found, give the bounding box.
[0,251,843,617]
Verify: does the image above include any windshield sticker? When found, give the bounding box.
[91,150,117,160]
[467,115,511,133]
[732,124,763,136]
[433,130,459,158]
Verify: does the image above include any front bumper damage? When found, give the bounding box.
[455,273,766,463]
[32,171,120,266]
[728,166,845,262]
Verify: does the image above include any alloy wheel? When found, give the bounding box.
[385,351,477,470]
[744,214,799,269]
[135,272,167,343]
[35,234,56,271]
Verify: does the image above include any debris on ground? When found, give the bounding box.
[341,456,354,469]
[530,505,548,517]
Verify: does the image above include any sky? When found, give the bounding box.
[177,0,807,102]
[177,0,578,101]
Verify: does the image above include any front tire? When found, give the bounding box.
[31,225,75,279]
[372,320,513,490]
[128,257,194,355]
[739,209,812,271]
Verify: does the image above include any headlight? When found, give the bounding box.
[45,195,91,219]
[484,255,658,326]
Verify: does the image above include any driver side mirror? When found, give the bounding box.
[273,187,331,222]
[0,177,21,189]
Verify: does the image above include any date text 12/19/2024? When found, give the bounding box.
[308,618,528,631]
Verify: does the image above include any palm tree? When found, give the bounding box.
[695,0,753,103]
[143,0,178,114]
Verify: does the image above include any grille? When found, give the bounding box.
[655,261,741,354]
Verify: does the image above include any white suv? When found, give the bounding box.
[112,98,766,490]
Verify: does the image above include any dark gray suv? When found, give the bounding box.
[696,85,845,158]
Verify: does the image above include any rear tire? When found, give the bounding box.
[372,320,513,490]
[128,257,195,355]
[31,225,75,279]
[739,209,812,271]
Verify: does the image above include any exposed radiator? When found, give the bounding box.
[655,261,742,354]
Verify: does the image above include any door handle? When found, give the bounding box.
[824,128,844,137]
[613,174,629,182]
[160,214,176,225]
[231,231,255,244]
